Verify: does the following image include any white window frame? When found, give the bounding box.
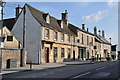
[61,34,64,42]
[81,34,84,44]
[44,29,49,39]
[54,31,57,40]
[68,35,70,42]
[61,21,64,28]
[46,15,50,24]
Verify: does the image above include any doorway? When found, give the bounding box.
[81,49,84,60]
[87,52,89,60]
[45,47,49,63]
[73,50,75,60]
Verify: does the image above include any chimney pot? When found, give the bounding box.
[87,28,89,32]
[65,10,68,14]
[82,24,85,30]
[98,30,101,36]
[94,26,97,35]
[102,30,105,37]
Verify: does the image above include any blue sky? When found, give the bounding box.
[3,2,118,45]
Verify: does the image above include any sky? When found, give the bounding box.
[2,2,118,45]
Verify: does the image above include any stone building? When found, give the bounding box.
[10,4,111,64]
[0,19,27,69]
[94,27,111,60]
[68,24,95,60]
[111,45,117,60]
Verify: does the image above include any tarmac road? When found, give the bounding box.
[2,61,119,80]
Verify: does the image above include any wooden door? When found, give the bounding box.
[87,52,89,60]
[73,51,75,60]
[45,47,49,63]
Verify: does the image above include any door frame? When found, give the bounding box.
[87,52,89,60]
[73,50,75,60]
[45,47,49,63]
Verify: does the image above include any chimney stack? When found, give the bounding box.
[82,24,85,30]
[16,5,22,18]
[62,10,68,25]
[87,28,89,32]
[94,26,97,35]
[102,30,105,37]
[98,30,101,36]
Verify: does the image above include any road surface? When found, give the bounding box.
[2,61,119,80]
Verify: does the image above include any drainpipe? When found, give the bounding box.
[21,5,26,67]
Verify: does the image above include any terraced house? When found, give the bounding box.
[10,4,111,64]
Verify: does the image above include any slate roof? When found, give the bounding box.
[96,35,111,45]
[68,23,95,36]
[68,23,110,45]
[0,4,110,45]
[26,4,110,45]
[26,4,76,36]
[0,18,16,31]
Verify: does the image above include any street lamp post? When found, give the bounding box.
[0,0,6,73]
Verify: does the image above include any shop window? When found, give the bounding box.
[54,47,57,57]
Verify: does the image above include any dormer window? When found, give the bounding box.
[46,14,50,24]
[61,21,64,28]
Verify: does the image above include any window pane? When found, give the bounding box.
[86,36,89,45]
[81,34,84,44]
[7,36,13,41]
[61,21,63,28]
[61,34,64,41]
[73,37,75,43]
[54,47,57,57]
[46,15,50,23]
[54,32,57,40]
[91,37,93,46]
[68,35,70,42]
[68,48,70,58]
[61,48,64,57]
[45,29,49,39]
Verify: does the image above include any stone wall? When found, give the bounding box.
[1,48,27,69]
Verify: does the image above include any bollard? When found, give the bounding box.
[30,60,32,69]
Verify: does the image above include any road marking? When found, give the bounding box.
[96,66,106,71]
[72,72,90,79]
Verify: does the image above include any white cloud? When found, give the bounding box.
[82,10,108,23]
[107,0,118,8]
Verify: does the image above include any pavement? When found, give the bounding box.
[2,63,65,75]
[1,60,102,75]
[2,61,118,79]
